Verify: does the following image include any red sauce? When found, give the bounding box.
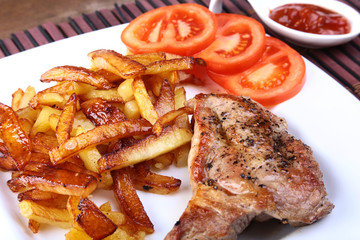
[269,4,351,35]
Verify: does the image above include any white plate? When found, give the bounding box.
[0,24,360,240]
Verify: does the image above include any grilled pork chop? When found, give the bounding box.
[166,93,334,239]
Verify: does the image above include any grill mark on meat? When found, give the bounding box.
[166,93,334,239]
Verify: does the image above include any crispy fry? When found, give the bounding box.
[98,126,192,172]
[127,52,166,65]
[154,79,175,117]
[7,163,97,197]
[19,200,72,229]
[88,50,146,78]
[28,219,41,234]
[0,142,18,171]
[133,77,158,124]
[29,82,94,109]
[32,132,58,154]
[117,78,134,102]
[153,107,193,136]
[50,119,152,165]
[144,57,194,75]
[0,103,31,170]
[18,189,69,209]
[79,88,123,102]
[56,93,78,144]
[81,98,126,126]
[77,198,117,240]
[129,162,181,194]
[41,66,115,89]
[111,168,154,233]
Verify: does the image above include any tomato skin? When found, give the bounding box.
[195,13,266,74]
[208,37,306,106]
[121,4,217,56]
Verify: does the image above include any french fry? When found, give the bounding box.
[41,66,115,89]
[98,126,192,172]
[76,198,117,240]
[111,169,154,234]
[79,88,123,102]
[29,81,94,109]
[0,142,18,171]
[19,200,72,229]
[56,93,78,144]
[7,163,97,197]
[152,107,193,136]
[18,189,69,209]
[127,52,166,65]
[117,78,134,102]
[28,219,41,234]
[129,162,181,194]
[12,88,24,111]
[32,132,58,154]
[49,119,152,165]
[0,103,31,170]
[154,79,175,117]
[144,57,194,75]
[123,100,140,119]
[88,49,146,78]
[65,227,92,240]
[133,77,158,124]
[81,98,126,126]
[31,106,62,137]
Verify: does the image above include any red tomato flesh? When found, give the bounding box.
[195,13,266,74]
[121,3,217,56]
[208,37,306,106]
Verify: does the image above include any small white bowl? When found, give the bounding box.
[246,0,360,48]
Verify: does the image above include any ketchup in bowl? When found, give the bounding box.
[269,3,351,35]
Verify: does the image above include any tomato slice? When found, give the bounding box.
[208,37,306,106]
[195,13,266,74]
[121,3,217,56]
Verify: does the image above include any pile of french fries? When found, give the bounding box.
[0,49,196,239]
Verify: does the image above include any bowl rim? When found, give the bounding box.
[252,0,360,41]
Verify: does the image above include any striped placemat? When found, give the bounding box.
[0,0,359,100]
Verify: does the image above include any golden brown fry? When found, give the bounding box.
[127,52,166,65]
[49,119,152,165]
[0,103,31,170]
[67,195,81,228]
[133,77,158,124]
[144,57,194,75]
[56,93,78,144]
[129,162,181,194]
[65,227,92,240]
[0,142,18,171]
[32,132,58,154]
[29,81,94,109]
[28,219,41,234]
[88,49,146,78]
[77,198,117,240]
[19,200,72,229]
[79,88,123,103]
[7,163,97,197]
[81,98,126,126]
[152,107,193,136]
[154,79,175,117]
[41,66,115,89]
[18,189,69,209]
[31,106,62,137]
[12,86,36,111]
[111,169,154,234]
[12,88,24,111]
[98,126,192,172]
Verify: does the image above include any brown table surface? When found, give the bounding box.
[0,0,359,100]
